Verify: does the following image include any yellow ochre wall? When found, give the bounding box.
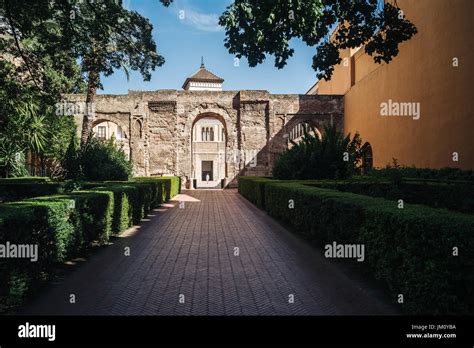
[313,0,474,169]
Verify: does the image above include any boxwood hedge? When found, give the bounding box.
[0,176,180,312]
[133,176,181,201]
[0,182,66,203]
[238,177,474,314]
[304,180,474,214]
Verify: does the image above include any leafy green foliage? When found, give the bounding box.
[219,0,417,80]
[0,144,28,178]
[80,136,132,181]
[272,124,362,180]
[62,135,132,181]
[0,60,78,178]
[1,0,167,145]
[61,136,82,180]
[238,177,474,314]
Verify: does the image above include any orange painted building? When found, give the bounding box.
[307,0,474,169]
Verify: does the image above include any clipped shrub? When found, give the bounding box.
[368,165,474,182]
[238,177,474,314]
[238,176,278,208]
[305,180,474,214]
[0,177,51,183]
[0,182,66,202]
[84,185,137,234]
[0,199,75,309]
[0,176,180,311]
[133,176,181,201]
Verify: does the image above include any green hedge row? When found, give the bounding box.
[133,176,181,201]
[0,176,181,204]
[237,176,279,209]
[0,190,114,309]
[238,177,474,314]
[367,166,474,182]
[0,177,51,183]
[0,182,66,203]
[0,176,180,311]
[305,180,474,214]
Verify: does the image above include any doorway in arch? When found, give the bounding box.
[191,114,227,188]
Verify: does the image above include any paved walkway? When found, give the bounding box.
[21,189,396,315]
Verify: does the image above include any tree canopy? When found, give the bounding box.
[219,0,417,80]
[1,0,171,144]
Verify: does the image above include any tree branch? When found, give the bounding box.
[4,0,42,91]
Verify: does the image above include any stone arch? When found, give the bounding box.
[91,112,131,158]
[189,111,229,188]
[285,116,324,137]
[92,112,131,137]
[133,118,143,138]
[285,116,324,148]
[190,111,230,145]
[184,105,234,142]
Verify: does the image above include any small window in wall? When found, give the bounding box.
[361,142,373,173]
[210,127,214,141]
[97,126,106,139]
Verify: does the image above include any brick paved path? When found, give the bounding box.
[21,189,396,315]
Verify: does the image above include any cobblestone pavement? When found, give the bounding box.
[21,189,397,315]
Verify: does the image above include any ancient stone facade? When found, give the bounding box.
[67,90,343,188]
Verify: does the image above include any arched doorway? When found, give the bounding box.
[92,120,130,159]
[361,142,373,173]
[191,114,227,188]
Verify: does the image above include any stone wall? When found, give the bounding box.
[65,90,343,188]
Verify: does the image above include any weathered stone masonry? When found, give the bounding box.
[67,90,343,188]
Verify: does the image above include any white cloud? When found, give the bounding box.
[184,8,222,32]
[173,0,223,33]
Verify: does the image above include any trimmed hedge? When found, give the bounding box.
[239,177,474,314]
[83,181,159,226]
[368,166,474,182]
[0,182,66,203]
[82,184,137,233]
[0,176,180,312]
[0,177,51,183]
[237,176,283,209]
[0,191,114,309]
[133,176,181,201]
[304,180,474,214]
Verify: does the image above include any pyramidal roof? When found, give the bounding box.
[182,58,224,90]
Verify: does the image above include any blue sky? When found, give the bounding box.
[99,0,318,95]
